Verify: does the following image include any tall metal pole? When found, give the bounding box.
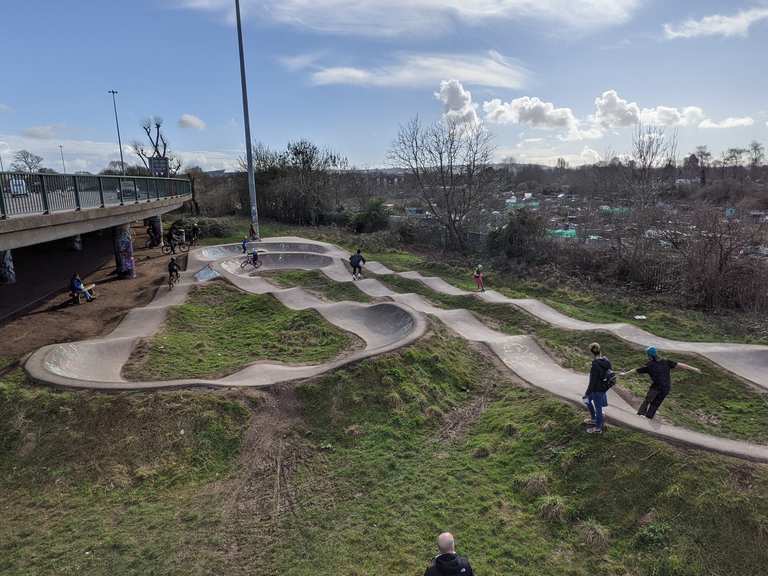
[235,0,260,239]
[108,90,126,175]
[59,145,67,173]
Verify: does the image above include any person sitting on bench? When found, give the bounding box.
[70,273,95,303]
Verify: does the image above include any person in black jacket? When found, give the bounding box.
[424,532,475,576]
[349,249,366,280]
[621,346,701,419]
[583,342,612,434]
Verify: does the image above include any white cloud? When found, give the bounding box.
[580,146,602,164]
[178,113,207,130]
[21,124,61,140]
[699,117,755,129]
[483,96,601,141]
[435,80,479,125]
[641,105,706,127]
[312,51,526,89]
[177,0,643,37]
[593,90,705,128]
[593,90,640,127]
[0,132,240,173]
[278,52,324,70]
[664,8,768,39]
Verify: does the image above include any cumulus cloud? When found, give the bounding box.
[483,96,601,141]
[177,0,643,37]
[178,113,207,130]
[699,117,755,129]
[664,8,768,39]
[592,89,750,130]
[21,125,61,140]
[278,52,324,70]
[312,51,526,89]
[580,146,602,164]
[593,90,705,128]
[435,80,479,124]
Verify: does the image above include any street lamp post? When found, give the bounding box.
[59,145,67,173]
[108,90,126,175]
[235,0,260,240]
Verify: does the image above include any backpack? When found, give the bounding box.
[600,367,617,392]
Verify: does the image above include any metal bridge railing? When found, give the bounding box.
[0,172,192,219]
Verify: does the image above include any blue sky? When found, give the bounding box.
[1,0,767,172]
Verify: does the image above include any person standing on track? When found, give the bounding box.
[473,265,485,292]
[350,249,366,280]
[621,346,701,420]
[241,236,249,254]
[583,342,614,434]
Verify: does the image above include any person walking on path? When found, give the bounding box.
[583,342,614,434]
[473,265,485,292]
[350,249,366,280]
[424,532,475,576]
[241,237,249,254]
[620,346,701,420]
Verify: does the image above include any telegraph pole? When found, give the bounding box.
[108,90,126,175]
[235,0,260,239]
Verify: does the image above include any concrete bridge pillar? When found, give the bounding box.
[0,250,15,284]
[112,224,136,279]
[69,234,83,251]
[149,215,164,247]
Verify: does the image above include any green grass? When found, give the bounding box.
[0,365,250,575]
[274,330,768,576]
[263,270,372,303]
[414,260,768,345]
[4,332,768,574]
[123,281,355,381]
[375,275,768,443]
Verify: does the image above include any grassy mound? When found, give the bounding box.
[377,274,768,442]
[0,363,250,575]
[273,329,768,576]
[3,331,768,575]
[123,282,356,381]
[263,270,372,303]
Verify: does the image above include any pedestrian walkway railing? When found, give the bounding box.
[0,172,192,219]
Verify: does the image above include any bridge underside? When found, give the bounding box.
[0,197,186,251]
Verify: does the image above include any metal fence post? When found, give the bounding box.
[73,175,82,210]
[154,177,159,200]
[133,178,139,204]
[119,179,124,205]
[40,174,50,214]
[98,176,105,207]
[0,175,7,219]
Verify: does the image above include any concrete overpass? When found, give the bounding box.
[0,171,192,283]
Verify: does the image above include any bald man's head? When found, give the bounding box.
[437,532,455,554]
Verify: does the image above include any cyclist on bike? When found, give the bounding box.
[168,257,180,286]
[190,222,200,245]
[251,248,261,268]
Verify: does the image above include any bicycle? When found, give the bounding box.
[168,272,179,290]
[162,241,190,256]
[240,256,263,271]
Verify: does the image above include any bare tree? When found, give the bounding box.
[132,117,182,175]
[388,116,495,250]
[10,150,45,173]
[695,145,712,186]
[749,140,765,170]
[629,123,677,207]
